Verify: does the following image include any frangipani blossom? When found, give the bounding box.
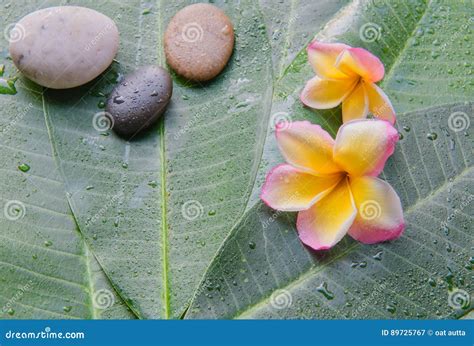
[260,119,404,250]
[300,41,396,124]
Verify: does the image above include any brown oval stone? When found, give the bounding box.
[164,3,234,82]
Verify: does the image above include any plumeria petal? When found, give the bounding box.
[260,164,342,211]
[276,120,342,175]
[365,82,396,124]
[333,119,399,177]
[307,41,354,80]
[348,176,404,243]
[335,47,385,83]
[297,178,356,250]
[301,75,357,109]
[342,82,368,122]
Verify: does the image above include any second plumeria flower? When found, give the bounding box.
[300,41,396,124]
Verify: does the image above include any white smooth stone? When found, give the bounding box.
[9,6,119,89]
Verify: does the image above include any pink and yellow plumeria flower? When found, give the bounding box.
[260,119,404,250]
[300,41,396,124]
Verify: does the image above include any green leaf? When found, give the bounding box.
[186,102,473,318]
[41,0,275,319]
[259,0,350,78]
[2,0,348,319]
[0,70,133,319]
[1,0,471,320]
[187,0,473,318]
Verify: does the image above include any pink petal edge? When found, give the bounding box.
[349,221,405,244]
[260,163,290,210]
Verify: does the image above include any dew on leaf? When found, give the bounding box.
[316,282,334,300]
[18,163,30,172]
[386,304,396,314]
[148,180,158,188]
[372,251,383,261]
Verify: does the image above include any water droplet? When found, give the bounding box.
[7,308,14,316]
[208,210,216,216]
[142,8,151,15]
[86,185,94,190]
[63,306,72,312]
[403,125,410,132]
[316,282,334,300]
[372,251,383,261]
[248,241,256,249]
[148,180,158,188]
[359,261,367,268]
[113,96,125,104]
[44,240,52,247]
[97,100,106,109]
[150,90,158,96]
[386,304,396,314]
[221,25,231,35]
[427,132,438,140]
[428,278,437,287]
[18,163,30,172]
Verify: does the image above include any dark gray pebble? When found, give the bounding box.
[106,66,172,138]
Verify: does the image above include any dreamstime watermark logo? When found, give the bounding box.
[181,200,204,221]
[359,200,381,220]
[4,23,26,43]
[4,200,26,221]
[92,111,114,132]
[440,194,473,229]
[270,289,293,310]
[93,289,115,310]
[1,102,33,137]
[2,280,34,313]
[352,282,387,317]
[84,14,121,52]
[262,191,300,230]
[359,22,382,43]
[174,104,209,140]
[448,111,470,132]
[181,22,203,43]
[271,112,292,131]
[448,289,471,310]
[85,191,123,226]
